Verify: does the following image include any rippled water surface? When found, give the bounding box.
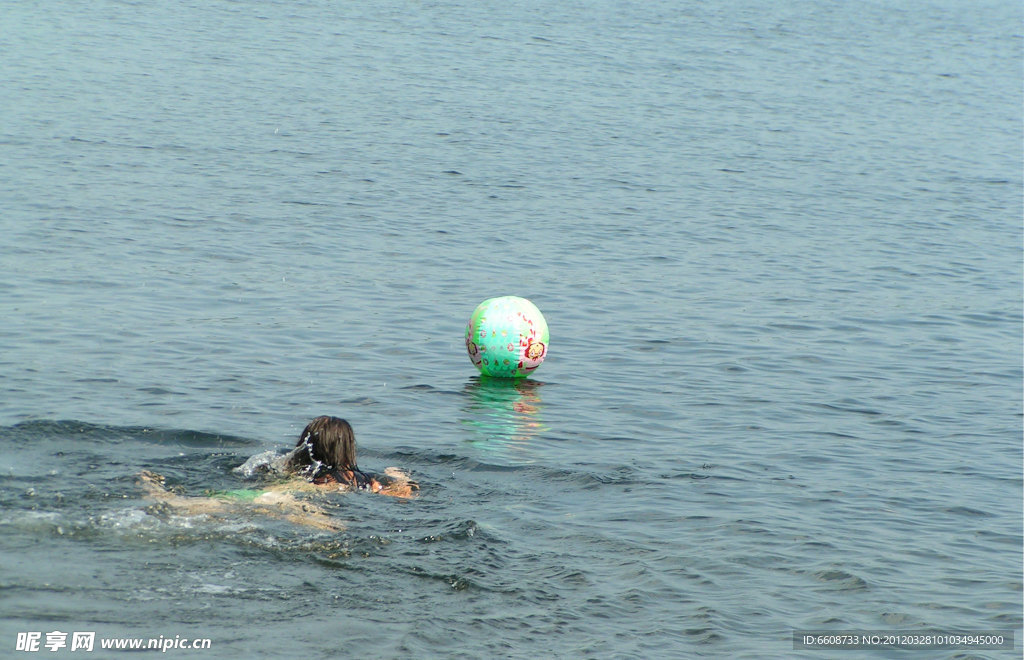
[1,0,1021,657]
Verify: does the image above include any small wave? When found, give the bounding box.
[809,568,870,592]
[1,420,254,447]
[400,565,482,592]
[415,519,487,543]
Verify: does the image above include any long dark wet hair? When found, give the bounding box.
[285,416,359,481]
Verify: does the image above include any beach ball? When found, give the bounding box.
[465,296,549,378]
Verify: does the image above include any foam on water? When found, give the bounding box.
[231,449,290,479]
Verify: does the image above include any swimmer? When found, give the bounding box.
[137,415,417,530]
[282,415,418,499]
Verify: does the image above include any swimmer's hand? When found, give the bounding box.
[378,467,419,499]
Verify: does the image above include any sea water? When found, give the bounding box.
[1,1,1021,657]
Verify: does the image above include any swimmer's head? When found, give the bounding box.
[285,415,358,480]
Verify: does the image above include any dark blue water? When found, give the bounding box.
[1,1,1021,657]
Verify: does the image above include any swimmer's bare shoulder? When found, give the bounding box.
[262,478,326,495]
